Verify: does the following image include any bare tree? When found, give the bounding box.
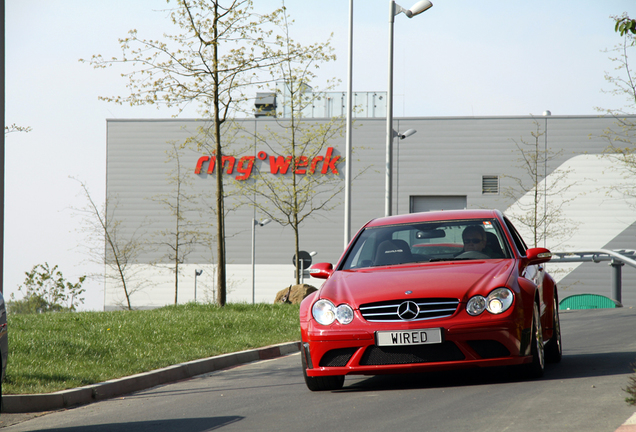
[597,13,636,203]
[237,8,348,284]
[503,120,577,249]
[150,142,202,305]
[73,178,148,310]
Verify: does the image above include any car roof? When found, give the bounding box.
[364,209,503,228]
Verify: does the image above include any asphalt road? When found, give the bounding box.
[3,308,636,432]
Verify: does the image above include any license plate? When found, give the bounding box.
[376,328,443,346]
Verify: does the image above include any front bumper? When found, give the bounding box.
[301,317,531,377]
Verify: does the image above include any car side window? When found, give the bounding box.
[503,217,528,255]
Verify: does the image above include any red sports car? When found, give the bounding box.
[300,209,561,391]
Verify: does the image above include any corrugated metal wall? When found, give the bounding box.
[106,115,636,308]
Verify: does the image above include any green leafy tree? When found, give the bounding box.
[82,0,299,306]
[8,263,86,314]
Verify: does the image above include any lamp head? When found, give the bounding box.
[399,129,417,139]
[406,0,433,18]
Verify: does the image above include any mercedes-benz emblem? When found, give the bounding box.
[397,301,420,320]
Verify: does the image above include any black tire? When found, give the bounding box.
[301,351,345,391]
[545,295,562,364]
[302,366,345,391]
[522,302,545,379]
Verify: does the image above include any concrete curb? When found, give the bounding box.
[3,341,301,414]
[616,412,636,432]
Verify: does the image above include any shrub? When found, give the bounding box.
[7,263,86,314]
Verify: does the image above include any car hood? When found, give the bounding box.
[318,260,516,307]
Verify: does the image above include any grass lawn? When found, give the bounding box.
[5,303,300,394]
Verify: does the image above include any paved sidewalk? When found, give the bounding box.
[3,341,301,414]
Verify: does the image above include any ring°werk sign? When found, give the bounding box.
[194,147,341,181]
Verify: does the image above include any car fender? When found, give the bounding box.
[540,272,558,340]
[299,290,319,323]
[516,275,540,356]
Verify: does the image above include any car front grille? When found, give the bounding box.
[359,298,459,322]
[360,343,465,366]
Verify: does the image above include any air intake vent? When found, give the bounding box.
[482,175,499,194]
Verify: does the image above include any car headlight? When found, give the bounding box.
[466,295,486,316]
[467,288,514,316]
[312,300,354,325]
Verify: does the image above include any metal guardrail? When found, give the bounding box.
[549,249,636,305]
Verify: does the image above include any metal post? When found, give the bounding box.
[385,1,396,217]
[610,259,624,304]
[300,259,305,285]
[396,131,400,214]
[194,269,202,303]
[344,0,354,248]
[544,116,547,247]
[251,219,256,304]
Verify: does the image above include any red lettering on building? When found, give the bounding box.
[320,147,340,175]
[309,156,323,174]
[194,148,341,180]
[295,156,309,175]
[221,156,235,174]
[236,156,255,181]
[269,155,293,174]
[194,156,210,174]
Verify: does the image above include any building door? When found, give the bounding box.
[410,196,467,213]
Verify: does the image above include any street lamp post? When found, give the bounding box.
[394,128,417,214]
[542,110,551,248]
[385,0,432,217]
[251,218,271,304]
[344,0,354,249]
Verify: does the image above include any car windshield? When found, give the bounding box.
[341,218,511,270]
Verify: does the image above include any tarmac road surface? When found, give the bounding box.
[2,308,636,432]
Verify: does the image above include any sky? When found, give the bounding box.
[5,0,636,311]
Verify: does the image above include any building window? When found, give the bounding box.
[482,175,499,195]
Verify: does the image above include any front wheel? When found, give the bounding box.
[545,296,562,363]
[300,345,345,391]
[302,366,345,391]
[522,302,545,379]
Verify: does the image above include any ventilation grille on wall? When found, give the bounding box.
[482,175,499,195]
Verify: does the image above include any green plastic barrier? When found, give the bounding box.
[559,294,621,310]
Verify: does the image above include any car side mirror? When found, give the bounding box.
[309,262,333,279]
[525,247,552,265]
